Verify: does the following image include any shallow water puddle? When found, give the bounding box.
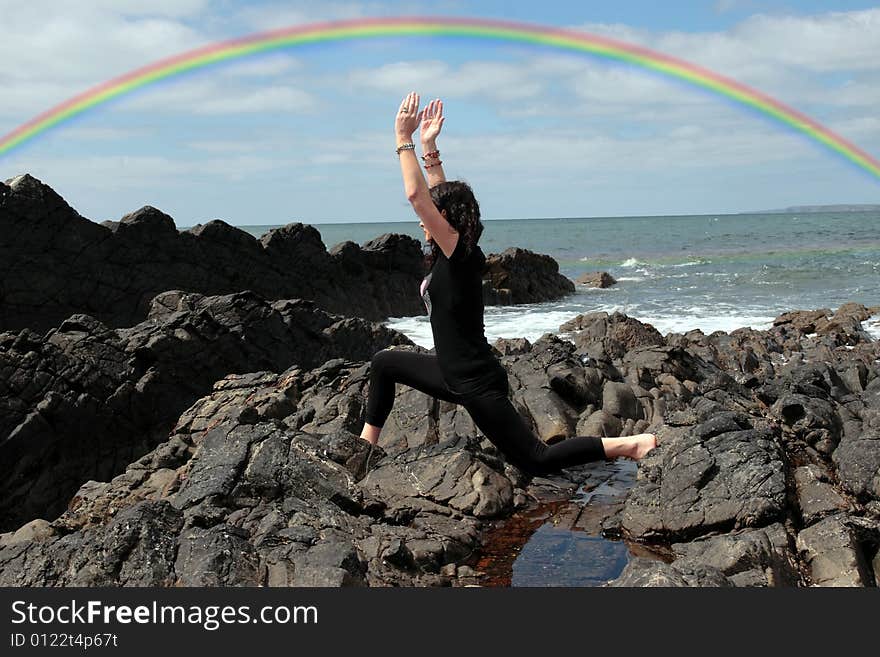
[472,460,667,586]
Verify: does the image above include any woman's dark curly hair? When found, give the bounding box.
[423,180,483,271]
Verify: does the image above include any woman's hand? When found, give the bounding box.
[420,98,444,145]
[395,91,422,142]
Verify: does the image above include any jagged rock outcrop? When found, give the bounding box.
[0,174,426,330]
[0,362,519,586]
[593,302,880,587]
[576,271,617,288]
[1,175,578,334]
[482,247,575,305]
[0,288,411,532]
[560,311,666,360]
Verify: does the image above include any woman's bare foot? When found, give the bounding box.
[601,433,658,461]
[629,433,658,460]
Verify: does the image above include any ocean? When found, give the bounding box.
[231,211,880,348]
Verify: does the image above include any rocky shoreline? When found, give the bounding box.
[1,174,878,587]
[1,296,877,586]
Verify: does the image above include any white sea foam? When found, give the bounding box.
[650,314,775,336]
[385,315,436,349]
[670,259,710,267]
[614,276,645,282]
[865,313,880,342]
[386,306,604,350]
[388,294,863,351]
[620,257,645,267]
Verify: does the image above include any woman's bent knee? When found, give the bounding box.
[370,348,393,371]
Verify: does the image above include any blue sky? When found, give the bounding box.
[1,1,879,225]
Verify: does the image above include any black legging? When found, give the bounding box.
[364,349,606,475]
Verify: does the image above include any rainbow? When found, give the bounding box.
[1,15,879,181]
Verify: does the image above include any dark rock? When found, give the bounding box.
[576,271,617,288]
[482,247,575,305]
[606,557,733,587]
[513,386,574,444]
[794,465,851,526]
[0,175,431,330]
[833,428,880,501]
[770,394,843,452]
[0,289,410,531]
[493,337,532,356]
[546,360,604,409]
[560,311,665,360]
[772,304,875,345]
[175,525,261,586]
[621,414,786,540]
[0,360,510,586]
[602,381,642,420]
[0,500,183,586]
[1,175,584,332]
[796,514,874,586]
[671,523,800,587]
[773,308,832,334]
[576,409,622,438]
[361,445,513,520]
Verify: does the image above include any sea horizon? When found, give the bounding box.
[174,209,880,349]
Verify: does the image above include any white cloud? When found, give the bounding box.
[186,138,277,153]
[575,8,880,76]
[732,10,880,72]
[347,59,545,101]
[219,54,303,78]
[0,11,207,84]
[0,0,210,18]
[827,116,880,141]
[62,126,150,141]
[819,76,880,107]
[6,152,298,190]
[344,54,739,129]
[0,3,213,127]
[442,126,812,176]
[111,77,318,115]
[196,86,317,114]
[234,1,374,31]
[8,121,816,196]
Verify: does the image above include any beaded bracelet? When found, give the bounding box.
[421,150,440,161]
[396,143,415,155]
[424,160,443,169]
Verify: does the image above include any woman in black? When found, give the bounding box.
[359,92,657,475]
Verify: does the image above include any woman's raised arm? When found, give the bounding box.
[420,98,447,188]
[395,92,458,258]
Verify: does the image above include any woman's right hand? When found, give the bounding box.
[420,98,445,144]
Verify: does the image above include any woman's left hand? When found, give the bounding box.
[420,98,444,143]
[395,91,423,140]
